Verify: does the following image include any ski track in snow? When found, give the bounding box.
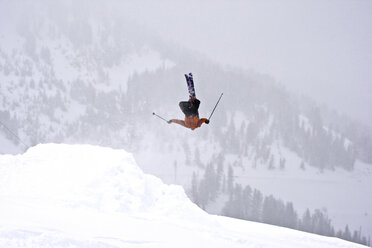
[0,144,367,248]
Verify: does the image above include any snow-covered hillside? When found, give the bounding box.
[0,144,366,248]
[0,2,175,153]
[134,119,372,239]
[1,1,371,246]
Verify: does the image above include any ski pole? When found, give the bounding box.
[152,112,169,123]
[208,93,223,121]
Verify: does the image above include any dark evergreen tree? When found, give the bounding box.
[343,225,352,241]
[268,155,275,170]
[283,202,298,229]
[262,195,277,225]
[311,209,333,236]
[223,184,241,219]
[216,155,224,190]
[242,185,253,219]
[300,208,312,233]
[204,163,219,201]
[227,165,234,193]
[250,189,263,222]
[352,230,359,243]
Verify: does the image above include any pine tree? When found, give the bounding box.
[216,157,224,191]
[343,225,352,241]
[233,184,244,219]
[284,202,298,229]
[242,185,253,219]
[222,184,240,219]
[279,158,286,170]
[367,236,370,246]
[268,155,275,170]
[227,165,234,193]
[311,209,333,236]
[250,189,263,222]
[300,209,313,233]
[361,236,367,246]
[203,163,218,201]
[276,199,286,226]
[352,230,359,243]
[262,195,276,225]
[191,172,199,205]
[194,147,203,168]
[222,174,226,193]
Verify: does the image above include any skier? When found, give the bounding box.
[168,73,209,130]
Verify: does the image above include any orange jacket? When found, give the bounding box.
[171,116,208,130]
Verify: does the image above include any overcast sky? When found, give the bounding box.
[1,0,370,126]
[123,0,372,126]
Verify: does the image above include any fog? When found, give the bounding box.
[2,0,370,126]
[1,0,372,245]
[120,0,372,126]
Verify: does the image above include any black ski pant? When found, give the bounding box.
[179,99,200,117]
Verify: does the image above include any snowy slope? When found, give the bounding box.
[1,1,370,245]
[0,144,366,248]
[134,132,372,237]
[0,5,175,153]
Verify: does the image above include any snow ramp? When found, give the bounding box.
[0,144,366,248]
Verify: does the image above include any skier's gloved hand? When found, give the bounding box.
[205,119,210,124]
[168,120,172,124]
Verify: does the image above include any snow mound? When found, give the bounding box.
[0,144,366,248]
[0,144,204,218]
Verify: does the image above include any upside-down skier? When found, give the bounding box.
[167,73,210,130]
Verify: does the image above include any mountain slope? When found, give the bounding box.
[0,144,367,248]
[0,0,371,242]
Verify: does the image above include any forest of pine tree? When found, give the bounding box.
[189,162,371,247]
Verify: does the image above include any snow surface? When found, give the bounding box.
[0,133,20,154]
[0,144,366,247]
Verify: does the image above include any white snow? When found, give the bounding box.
[299,114,313,134]
[0,144,366,248]
[0,133,20,154]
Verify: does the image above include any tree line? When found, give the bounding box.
[189,163,371,247]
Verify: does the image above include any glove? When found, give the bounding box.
[168,120,172,124]
[205,119,210,124]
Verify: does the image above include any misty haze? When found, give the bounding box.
[0,0,371,247]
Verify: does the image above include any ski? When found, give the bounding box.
[185,73,195,99]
